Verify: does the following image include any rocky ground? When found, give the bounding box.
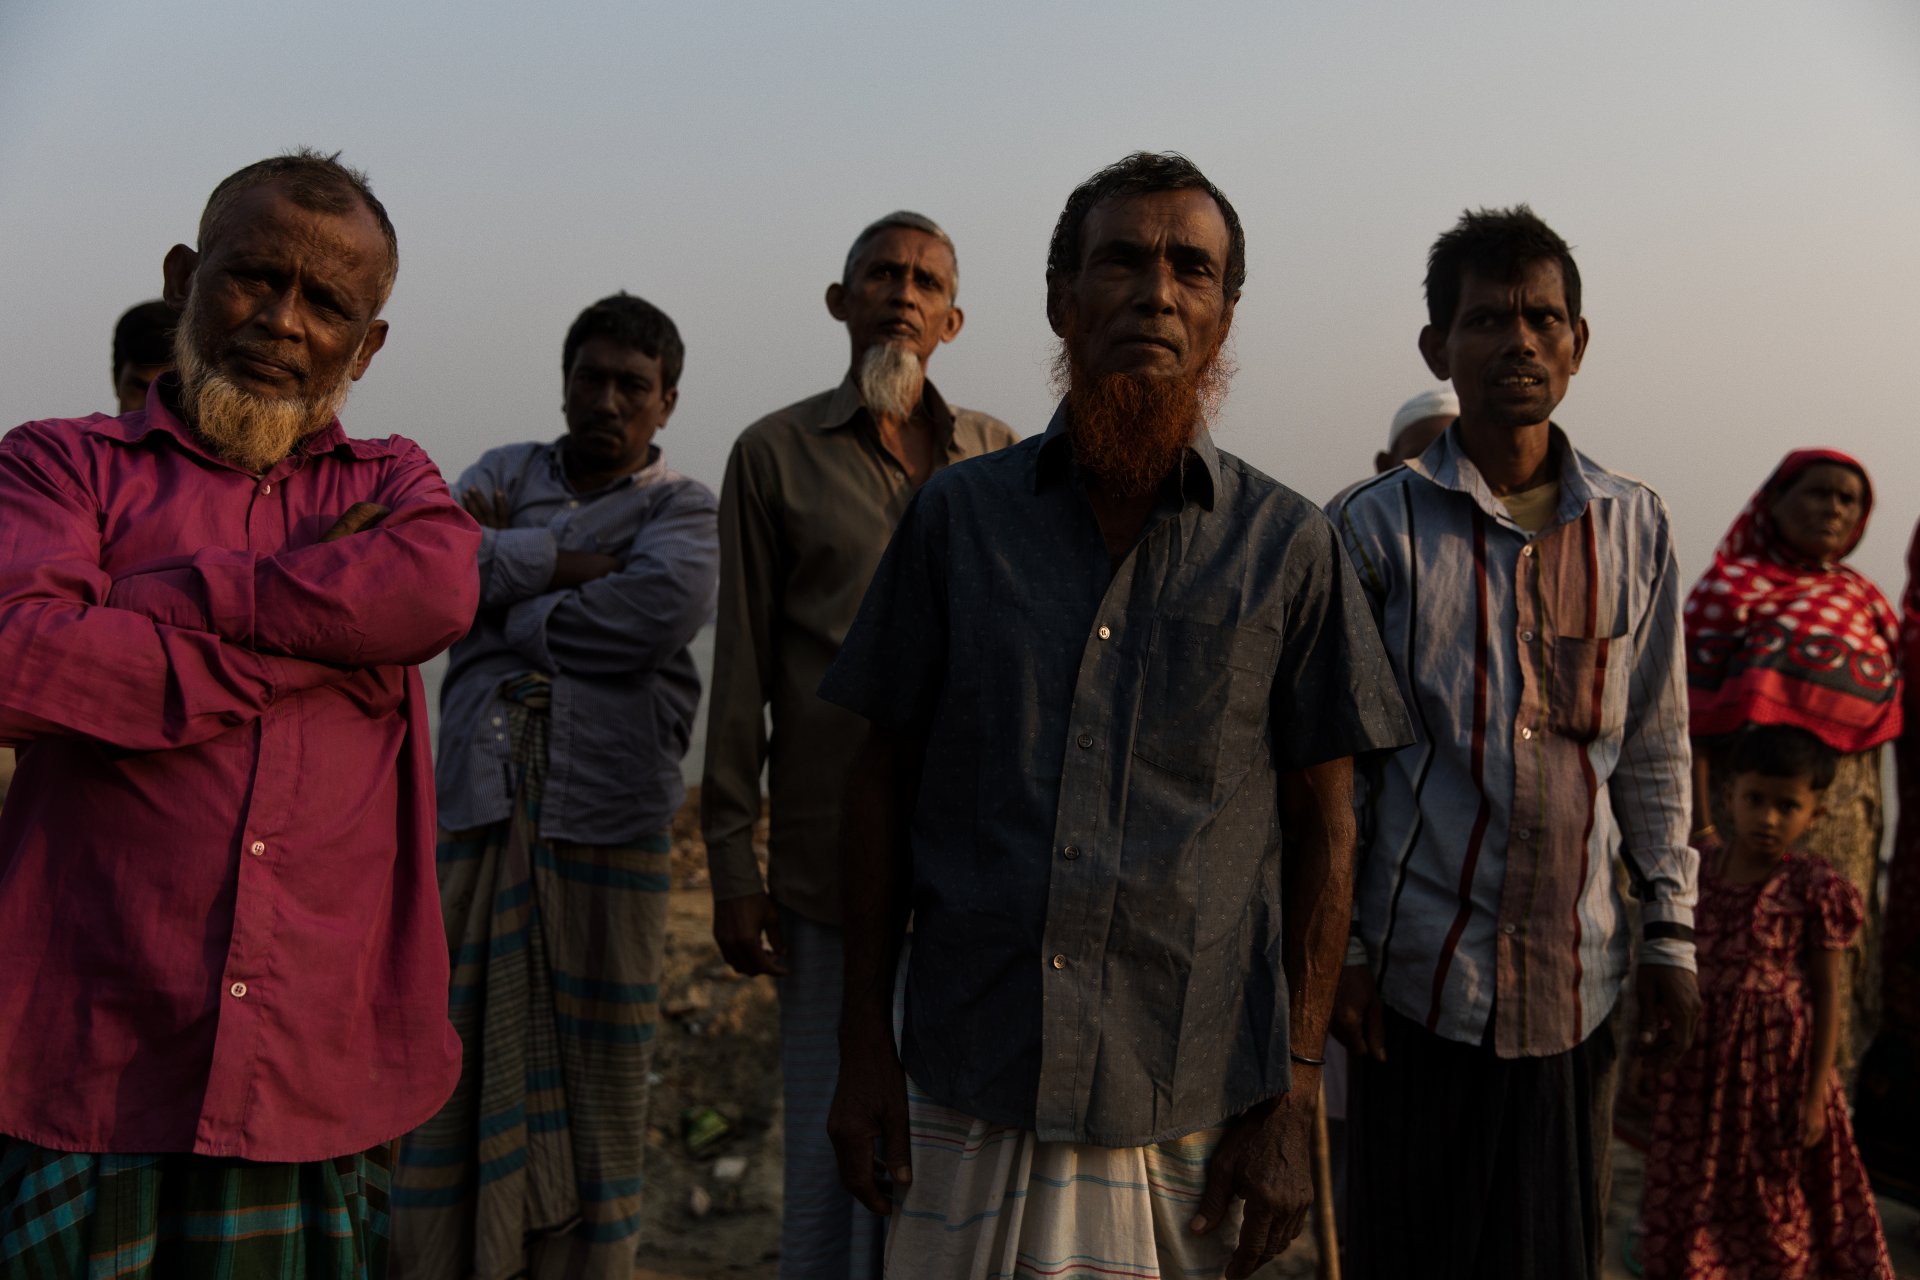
[634,796,1919,1278]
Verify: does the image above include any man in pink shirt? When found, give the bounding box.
[0,149,478,1278]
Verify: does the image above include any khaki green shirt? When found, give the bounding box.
[700,376,1015,924]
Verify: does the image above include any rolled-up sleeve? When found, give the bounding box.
[1611,499,1698,969]
[1269,513,1412,771]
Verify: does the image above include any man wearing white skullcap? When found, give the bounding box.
[1378,386,1457,473]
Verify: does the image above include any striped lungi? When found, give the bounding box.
[886,1079,1241,1279]
[0,1137,393,1279]
[393,677,670,1280]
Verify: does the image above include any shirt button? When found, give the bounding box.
[261,483,272,494]
[1097,625,1111,641]
[1520,630,1535,643]
[249,840,265,856]
[491,716,503,727]
[1076,733,1093,749]
[1051,955,1068,970]
[567,500,579,509]
[1515,829,1531,841]
[1522,545,1535,557]
[1521,727,1534,740]
[1502,924,1518,936]
[230,981,248,998]
[1062,844,1081,861]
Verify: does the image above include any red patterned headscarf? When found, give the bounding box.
[1683,449,1903,753]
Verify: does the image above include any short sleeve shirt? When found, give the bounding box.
[819,405,1411,1146]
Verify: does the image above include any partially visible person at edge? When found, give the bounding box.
[699,212,1013,1278]
[113,298,178,413]
[820,152,1411,1280]
[1328,205,1701,1280]
[394,293,718,1280]
[0,148,478,1277]
[1683,449,1902,1086]
[1837,517,1918,1199]
[1318,381,1460,1243]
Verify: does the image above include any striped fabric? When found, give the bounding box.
[1331,425,1697,1058]
[393,681,670,1280]
[885,1080,1240,1280]
[0,1137,393,1279]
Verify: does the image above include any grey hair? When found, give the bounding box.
[841,211,958,298]
[197,147,399,311]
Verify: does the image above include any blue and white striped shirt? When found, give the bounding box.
[1331,425,1697,1057]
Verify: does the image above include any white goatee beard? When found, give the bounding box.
[173,291,355,473]
[856,342,924,422]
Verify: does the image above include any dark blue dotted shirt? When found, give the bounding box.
[819,404,1411,1146]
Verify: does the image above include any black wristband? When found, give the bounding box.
[1290,1051,1325,1067]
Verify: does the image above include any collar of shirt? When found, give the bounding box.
[814,374,967,457]
[1032,400,1220,512]
[543,438,668,496]
[85,377,405,477]
[1405,422,1636,532]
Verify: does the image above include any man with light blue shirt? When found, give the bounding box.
[395,293,719,1280]
[1328,207,1699,1280]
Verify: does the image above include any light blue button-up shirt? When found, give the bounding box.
[436,439,718,842]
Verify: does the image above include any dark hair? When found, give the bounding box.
[1424,204,1580,333]
[113,300,176,371]
[1728,725,1839,792]
[843,211,958,297]
[1047,151,1246,297]
[562,293,685,390]
[198,148,399,307]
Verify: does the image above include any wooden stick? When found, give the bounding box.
[1311,1089,1342,1280]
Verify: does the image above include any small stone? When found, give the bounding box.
[686,1185,712,1218]
[711,1155,749,1183]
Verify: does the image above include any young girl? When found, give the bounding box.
[1641,725,1893,1278]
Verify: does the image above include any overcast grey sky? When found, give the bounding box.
[3,0,1917,595]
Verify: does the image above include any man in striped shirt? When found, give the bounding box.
[1329,206,1700,1280]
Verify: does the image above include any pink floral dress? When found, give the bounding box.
[1642,846,1892,1278]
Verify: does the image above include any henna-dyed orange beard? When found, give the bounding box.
[1051,330,1233,498]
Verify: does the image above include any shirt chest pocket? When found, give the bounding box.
[1131,618,1280,783]
[1545,632,1632,743]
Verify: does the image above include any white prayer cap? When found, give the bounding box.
[1388,387,1459,452]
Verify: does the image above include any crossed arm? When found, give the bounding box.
[0,430,478,751]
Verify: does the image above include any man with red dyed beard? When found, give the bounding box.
[817,152,1410,1280]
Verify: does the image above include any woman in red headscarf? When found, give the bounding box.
[1685,449,1903,1082]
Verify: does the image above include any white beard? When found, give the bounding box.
[173,290,354,472]
[856,342,924,422]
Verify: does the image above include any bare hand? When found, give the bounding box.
[460,487,512,530]
[1635,963,1701,1069]
[827,1025,912,1216]
[712,891,787,977]
[1331,963,1388,1062]
[1804,1093,1830,1148]
[321,502,390,542]
[550,550,626,590]
[1192,1088,1317,1278]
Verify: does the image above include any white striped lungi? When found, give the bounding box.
[885,1079,1242,1279]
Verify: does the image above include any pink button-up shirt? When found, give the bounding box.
[0,388,479,1162]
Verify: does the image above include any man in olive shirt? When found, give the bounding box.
[700,211,1014,1278]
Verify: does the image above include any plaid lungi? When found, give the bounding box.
[0,1137,393,1279]
[393,677,669,1280]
